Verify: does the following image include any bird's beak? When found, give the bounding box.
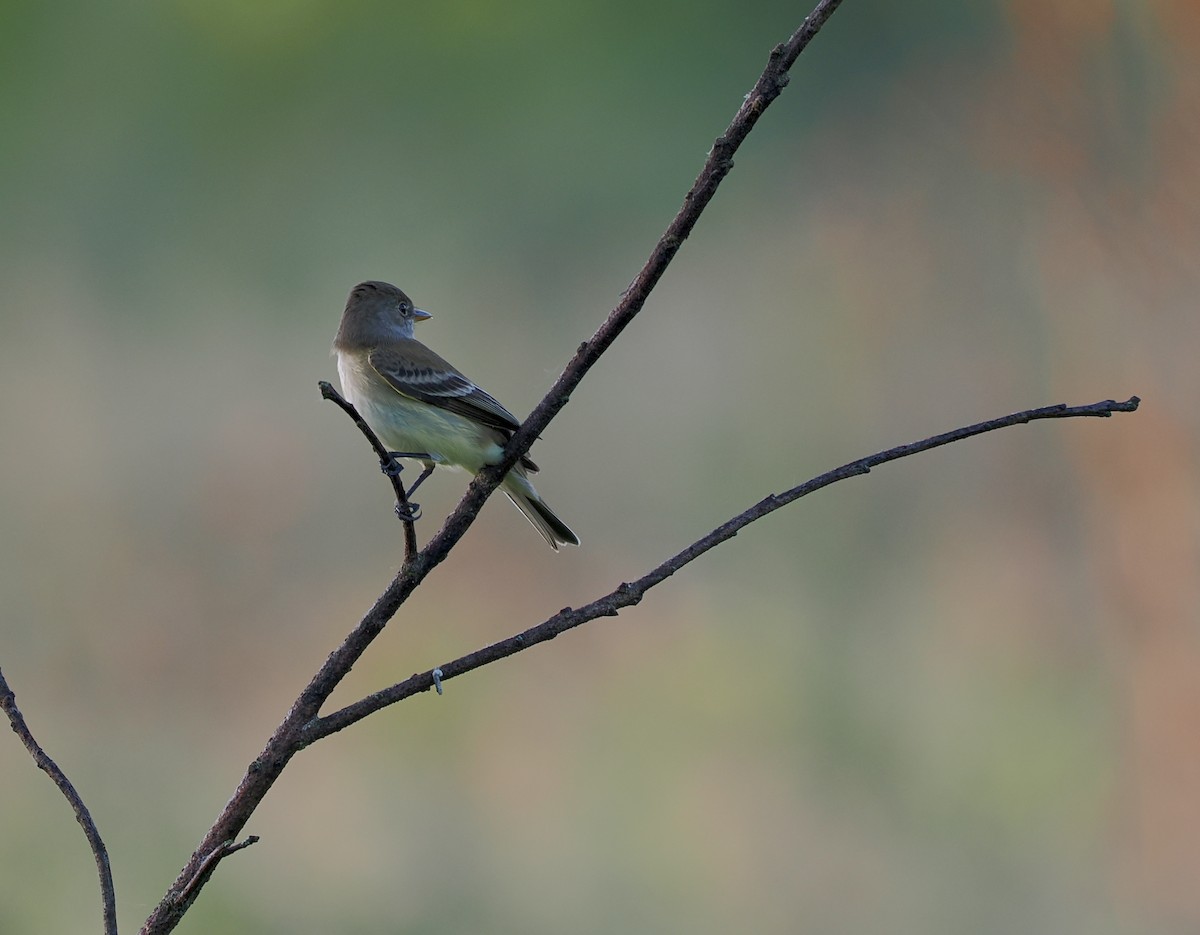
[413,308,432,322]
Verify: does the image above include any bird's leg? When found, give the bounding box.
[404,463,435,500]
[382,453,435,523]
[395,500,422,522]
[381,450,432,478]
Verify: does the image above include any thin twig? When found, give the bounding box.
[304,396,1142,738]
[0,667,118,935]
[176,836,261,902]
[319,380,419,561]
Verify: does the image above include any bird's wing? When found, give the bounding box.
[368,342,523,434]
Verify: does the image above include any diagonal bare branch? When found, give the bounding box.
[144,16,853,929]
[426,0,849,565]
[305,396,1141,739]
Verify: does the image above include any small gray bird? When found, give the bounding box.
[333,280,579,550]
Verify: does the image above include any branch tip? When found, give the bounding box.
[177,835,262,902]
[305,392,1140,743]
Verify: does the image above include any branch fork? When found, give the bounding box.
[0,4,1142,934]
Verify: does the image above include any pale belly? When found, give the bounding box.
[337,354,505,473]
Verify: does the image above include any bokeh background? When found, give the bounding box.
[2,0,1198,932]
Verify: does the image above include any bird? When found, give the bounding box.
[333,280,579,550]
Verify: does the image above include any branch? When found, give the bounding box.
[426,0,849,565]
[0,667,118,935]
[319,381,420,561]
[132,4,861,931]
[136,0,1136,925]
[305,396,1141,738]
[175,836,261,903]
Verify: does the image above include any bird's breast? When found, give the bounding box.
[335,350,504,472]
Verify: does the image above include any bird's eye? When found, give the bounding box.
[398,301,411,317]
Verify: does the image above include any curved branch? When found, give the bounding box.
[0,667,118,935]
[305,396,1142,739]
[319,381,419,562]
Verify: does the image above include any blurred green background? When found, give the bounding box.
[2,0,1198,932]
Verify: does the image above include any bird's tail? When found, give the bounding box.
[502,471,580,551]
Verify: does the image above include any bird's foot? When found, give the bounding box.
[381,451,434,478]
[381,456,405,478]
[395,500,422,522]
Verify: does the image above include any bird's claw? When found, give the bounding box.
[395,500,422,522]
[381,457,405,478]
